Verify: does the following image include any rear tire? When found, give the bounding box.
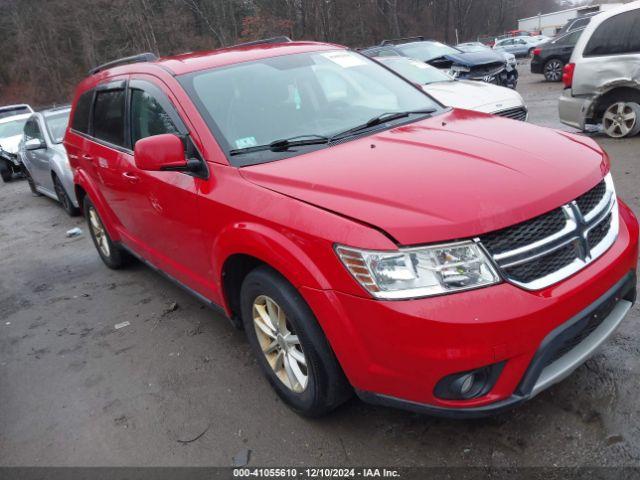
[84,196,131,269]
[602,101,640,139]
[543,59,564,82]
[0,160,12,183]
[240,266,352,416]
[53,175,80,216]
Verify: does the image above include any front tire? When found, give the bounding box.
[240,266,352,416]
[22,166,41,196]
[53,175,80,216]
[0,160,12,183]
[84,196,131,269]
[543,59,564,82]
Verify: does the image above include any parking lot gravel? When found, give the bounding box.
[1,63,639,467]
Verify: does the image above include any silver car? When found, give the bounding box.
[559,2,640,138]
[19,106,80,215]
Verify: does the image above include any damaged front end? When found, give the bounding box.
[430,53,515,89]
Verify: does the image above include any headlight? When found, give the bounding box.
[448,65,470,78]
[336,241,500,300]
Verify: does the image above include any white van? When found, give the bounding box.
[558,1,640,138]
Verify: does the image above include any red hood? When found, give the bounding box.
[240,110,608,246]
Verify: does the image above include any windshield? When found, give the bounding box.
[396,42,461,62]
[180,50,441,166]
[44,111,70,143]
[0,119,27,140]
[380,58,453,84]
[0,107,30,120]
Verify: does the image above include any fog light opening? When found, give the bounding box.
[434,362,505,401]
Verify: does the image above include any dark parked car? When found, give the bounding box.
[556,12,598,37]
[531,28,585,82]
[361,37,513,88]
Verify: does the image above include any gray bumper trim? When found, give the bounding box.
[531,299,632,397]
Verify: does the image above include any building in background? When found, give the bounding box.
[518,3,623,36]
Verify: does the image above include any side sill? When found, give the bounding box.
[118,243,240,329]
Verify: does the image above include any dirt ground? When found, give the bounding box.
[1,63,639,467]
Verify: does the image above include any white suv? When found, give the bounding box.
[559,1,640,138]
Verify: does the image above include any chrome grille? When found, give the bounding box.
[495,107,528,122]
[479,175,618,290]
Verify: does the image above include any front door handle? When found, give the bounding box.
[122,172,140,184]
[82,154,94,161]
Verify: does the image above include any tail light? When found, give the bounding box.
[532,48,541,57]
[563,63,576,89]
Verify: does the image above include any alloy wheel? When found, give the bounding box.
[544,60,563,82]
[88,207,110,257]
[252,295,308,393]
[603,102,639,138]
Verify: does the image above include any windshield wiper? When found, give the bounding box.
[330,109,437,142]
[229,135,330,156]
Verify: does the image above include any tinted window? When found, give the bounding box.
[562,30,583,46]
[570,18,590,30]
[71,90,93,133]
[130,89,180,146]
[93,89,125,146]
[584,10,640,56]
[24,119,44,142]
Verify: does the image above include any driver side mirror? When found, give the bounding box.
[134,134,201,173]
[25,138,46,151]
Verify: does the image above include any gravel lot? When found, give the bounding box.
[1,62,639,467]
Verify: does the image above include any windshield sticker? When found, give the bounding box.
[321,51,367,68]
[235,136,257,149]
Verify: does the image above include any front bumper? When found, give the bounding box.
[559,89,595,130]
[459,67,516,89]
[358,271,635,418]
[0,150,20,167]
[301,202,638,417]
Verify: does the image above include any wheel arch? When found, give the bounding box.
[215,223,333,323]
[591,84,640,121]
[73,170,121,240]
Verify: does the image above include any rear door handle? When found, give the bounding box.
[122,172,140,183]
[82,154,94,161]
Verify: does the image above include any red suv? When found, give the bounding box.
[64,39,638,417]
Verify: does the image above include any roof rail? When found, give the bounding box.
[227,36,293,49]
[89,52,158,75]
[380,36,425,46]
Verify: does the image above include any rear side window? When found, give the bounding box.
[93,89,125,147]
[584,10,640,56]
[71,90,93,134]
